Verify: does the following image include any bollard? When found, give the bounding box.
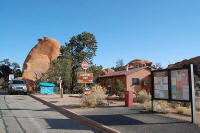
[125,91,133,107]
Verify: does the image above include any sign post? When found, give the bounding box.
[9,74,14,81]
[78,61,93,94]
[190,64,196,123]
[77,73,93,83]
[58,77,63,98]
[151,65,196,124]
[81,61,89,88]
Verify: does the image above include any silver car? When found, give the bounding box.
[8,79,27,94]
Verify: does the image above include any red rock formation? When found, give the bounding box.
[168,56,200,75]
[22,37,60,91]
[101,68,115,75]
[126,59,152,68]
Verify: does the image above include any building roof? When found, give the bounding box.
[40,83,55,87]
[100,67,150,78]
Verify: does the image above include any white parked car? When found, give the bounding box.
[8,79,27,94]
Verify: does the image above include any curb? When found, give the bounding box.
[30,94,121,133]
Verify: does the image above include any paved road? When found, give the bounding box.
[0,91,98,133]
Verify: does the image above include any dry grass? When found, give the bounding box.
[81,85,106,107]
[136,90,151,103]
[143,101,152,112]
[142,100,171,114]
[154,101,171,114]
[142,100,192,116]
[176,106,191,116]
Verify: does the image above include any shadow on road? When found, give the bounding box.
[44,118,99,132]
[83,114,188,126]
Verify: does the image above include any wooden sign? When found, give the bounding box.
[77,73,93,83]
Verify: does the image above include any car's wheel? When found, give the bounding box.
[24,92,27,95]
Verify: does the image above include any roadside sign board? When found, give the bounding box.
[77,73,93,83]
[170,69,190,101]
[151,65,196,124]
[9,74,14,80]
[151,67,191,102]
[81,61,88,70]
[153,71,169,99]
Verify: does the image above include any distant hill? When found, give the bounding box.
[168,56,200,76]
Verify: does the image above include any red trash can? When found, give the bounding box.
[125,91,133,107]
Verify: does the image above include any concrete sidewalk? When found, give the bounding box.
[32,94,200,133]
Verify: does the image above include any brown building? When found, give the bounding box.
[100,67,151,95]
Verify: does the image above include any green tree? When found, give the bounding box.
[0,59,13,81]
[88,65,103,84]
[113,79,126,98]
[62,32,98,93]
[45,57,72,92]
[0,59,22,81]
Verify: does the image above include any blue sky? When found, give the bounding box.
[0,0,200,69]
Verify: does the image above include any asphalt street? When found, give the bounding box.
[0,90,98,133]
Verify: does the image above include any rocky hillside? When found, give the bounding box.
[168,56,200,76]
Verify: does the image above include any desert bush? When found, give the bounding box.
[143,101,152,112]
[142,101,171,113]
[176,106,191,115]
[169,101,181,109]
[81,85,106,107]
[154,101,171,114]
[136,90,151,103]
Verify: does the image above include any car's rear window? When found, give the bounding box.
[12,80,24,84]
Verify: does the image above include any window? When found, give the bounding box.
[12,80,24,84]
[103,80,106,86]
[108,79,111,87]
[132,78,140,85]
[143,80,148,86]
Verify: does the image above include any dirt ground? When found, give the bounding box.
[34,94,200,126]
[34,94,125,113]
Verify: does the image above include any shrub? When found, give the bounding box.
[113,79,126,98]
[81,85,106,107]
[176,106,191,115]
[136,90,151,103]
[142,101,171,113]
[143,101,152,112]
[169,101,181,109]
[154,101,171,114]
